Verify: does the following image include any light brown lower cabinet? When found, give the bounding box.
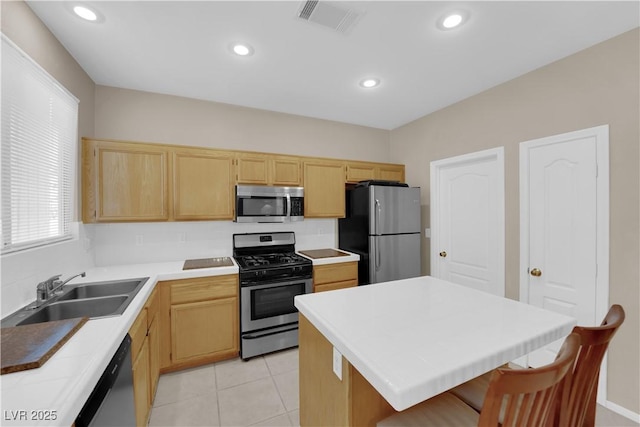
[313,262,358,293]
[159,275,240,373]
[132,337,150,427]
[129,288,159,427]
[130,307,150,427]
[171,298,238,363]
[148,314,160,401]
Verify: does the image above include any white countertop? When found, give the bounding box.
[294,275,576,411]
[0,260,238,427]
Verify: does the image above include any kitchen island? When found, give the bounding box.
[294,276,576,426]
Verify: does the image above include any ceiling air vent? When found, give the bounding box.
[297,1,362,34]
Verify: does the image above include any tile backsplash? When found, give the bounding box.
[89,219,337,266]
[1,219,337,317]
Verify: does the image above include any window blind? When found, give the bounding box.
[1,34,79,254]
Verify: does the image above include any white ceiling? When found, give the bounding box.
[25,1,639,130]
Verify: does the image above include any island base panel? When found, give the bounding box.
[299,315,395,426]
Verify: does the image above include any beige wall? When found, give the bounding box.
[1,1,96,314]
[94,86,391,162]
[390,28,640,414]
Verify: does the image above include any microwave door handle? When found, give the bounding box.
[286,194,291,221]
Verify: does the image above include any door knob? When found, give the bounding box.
[530,268,542,277]
[439,251,447,258]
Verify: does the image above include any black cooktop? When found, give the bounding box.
[235,252,310,270]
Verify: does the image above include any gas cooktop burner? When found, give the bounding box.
[235,252,309,270]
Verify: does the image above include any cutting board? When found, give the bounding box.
[299,249,350,259]
[183,257,234,270]
[1,317,88,375]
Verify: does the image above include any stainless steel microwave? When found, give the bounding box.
[235,185,304,223]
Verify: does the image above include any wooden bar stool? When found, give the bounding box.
[451,305,625,427]
[377,332,581,427]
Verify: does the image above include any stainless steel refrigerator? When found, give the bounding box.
[339,180,421,285]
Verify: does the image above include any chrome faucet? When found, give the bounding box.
[35,272,86,307]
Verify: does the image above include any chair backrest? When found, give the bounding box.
[477,333,581,427]
[557,304,626,427]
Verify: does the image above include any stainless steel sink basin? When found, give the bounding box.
[17,296,129,326]
[1,277,149,327]
[56,279,143,301]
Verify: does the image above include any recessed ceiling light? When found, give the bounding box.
[359,78,380,88]
[437,11,469,30]
[442,14,462,28]
[73,5,98,21]
[231,43,254,56]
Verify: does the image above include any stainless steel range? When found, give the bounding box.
[233,232,312,360]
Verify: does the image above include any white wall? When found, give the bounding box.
[1,224,95,315]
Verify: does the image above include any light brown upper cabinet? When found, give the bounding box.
[272,157,302,186]
[345,162,377,183]
[304,160,345,218]
[173,149,234,220]
[377,164,405,182]
[83,138,169,223]
[345,161,406,184]
[236,153,302,186]
[82,138,405,222]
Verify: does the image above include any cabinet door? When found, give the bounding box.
[272,158,301,186]
[237,156,269,184]
[94,144,169,222]
[173,150,234,220]
[132,337,150,427]
[346,163,376,184]
[377,164,405,182]
[303,161,345,218]
[148,316,160,402]
[171,298,238,363]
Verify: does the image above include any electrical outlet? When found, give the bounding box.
[178,232,186,243]
[333,346,342,380]
[135,235,143,246]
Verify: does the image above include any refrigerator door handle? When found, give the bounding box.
[375,238,381,272]
[374,199,381,235]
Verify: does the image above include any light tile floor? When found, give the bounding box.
[149,347,637,427]
[149,348,300,427]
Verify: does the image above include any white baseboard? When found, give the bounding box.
[605,400,640,424]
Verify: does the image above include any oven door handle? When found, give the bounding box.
[243,324,299,339]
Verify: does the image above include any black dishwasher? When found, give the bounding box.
[75,334,136,427]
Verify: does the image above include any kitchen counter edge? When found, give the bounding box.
[0,260,239,427]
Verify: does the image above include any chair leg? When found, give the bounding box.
[584,396,596,427]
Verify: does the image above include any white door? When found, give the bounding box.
[431,148,505,297]
[520,125,609,371]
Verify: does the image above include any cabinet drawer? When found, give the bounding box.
[170,275,238,304]
[314,279,357,293]
[313,262,358,285]
[129,308,148,362]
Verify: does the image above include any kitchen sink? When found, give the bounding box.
[17,296,129,326]
[56,279,143,301]
[1,277,149,327]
